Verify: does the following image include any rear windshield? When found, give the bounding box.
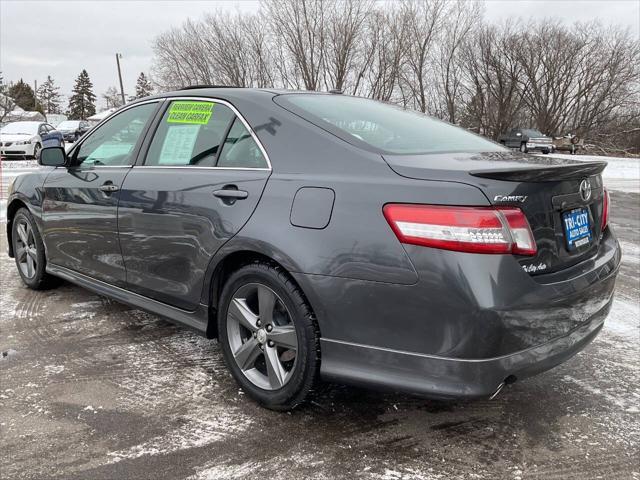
[277,94,504,155]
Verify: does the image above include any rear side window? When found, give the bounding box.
[277,94,504,155]
[145,100,234,167]
[217,118,268,169]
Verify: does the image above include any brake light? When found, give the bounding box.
[601,187,610,231]
[383,204,537,256]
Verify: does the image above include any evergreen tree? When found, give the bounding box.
[37,75,62,114]
[134,72,153,99]
[68,69,96,120]
[8,79,36,111]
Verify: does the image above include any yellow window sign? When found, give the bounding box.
[167,101,214,124]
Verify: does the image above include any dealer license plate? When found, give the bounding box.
[562,207,592,250]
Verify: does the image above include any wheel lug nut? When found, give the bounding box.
[256,320,261,327]
[266,324,273,332]
[268,340,274,348]
[253,332,257,338]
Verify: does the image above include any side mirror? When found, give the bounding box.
[39,146,68,167]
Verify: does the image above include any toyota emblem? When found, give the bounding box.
[579,179,592,202]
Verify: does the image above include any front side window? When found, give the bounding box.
[145,100,234,167]
[276,94,505,155]
[75,102,158,167]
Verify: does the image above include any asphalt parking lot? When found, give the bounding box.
[1,178,638,479]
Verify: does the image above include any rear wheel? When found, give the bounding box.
[520,142,528,153]
[217,262,320,410]
[11,208,56,289]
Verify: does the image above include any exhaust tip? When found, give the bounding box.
[489,375,518,400]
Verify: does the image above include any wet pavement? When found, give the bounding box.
[0,191,638,480]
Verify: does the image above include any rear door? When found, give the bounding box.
[42,102,160,286]
[118,98,271,310]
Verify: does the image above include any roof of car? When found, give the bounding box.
[141,87,333,102]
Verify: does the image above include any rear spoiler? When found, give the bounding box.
[469,161,607,182]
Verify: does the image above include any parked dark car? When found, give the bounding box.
[56,120,91,142]
[5,88,620,410]
[499,128,554,154]
[0,121,64,159]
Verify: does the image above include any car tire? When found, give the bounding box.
[32,143,41,160]
[11,208,57,290]
[542,148,550,154]
[520,142,528,153]
[217,261,320,411]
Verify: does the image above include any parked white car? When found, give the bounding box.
[0,121,65,160]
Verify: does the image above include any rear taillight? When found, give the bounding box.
[601,187,610,231]
[383,204,537,256]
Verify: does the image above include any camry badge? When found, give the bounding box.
[579,179,592,202]
[494,195,528,203]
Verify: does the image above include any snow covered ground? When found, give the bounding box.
[546,153,640,193]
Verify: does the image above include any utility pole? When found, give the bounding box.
[115,53,126,106]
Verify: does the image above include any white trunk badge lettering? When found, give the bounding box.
[522,262,547,273]
[494,195,528,203]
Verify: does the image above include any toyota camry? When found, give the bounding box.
[5,88,620,410]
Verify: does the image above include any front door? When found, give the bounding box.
[42,102,160,286]
[118,99,271,310]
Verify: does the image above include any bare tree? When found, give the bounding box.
[461,22,529,139]
[148,2,640,153]
[361,7,407,102]
[265,0,328,90]
[323,0,371,92]
[434,0,482,123]
[400,0,447,112]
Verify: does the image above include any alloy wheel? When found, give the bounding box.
[15,219,38,279]
[226,283,298,390]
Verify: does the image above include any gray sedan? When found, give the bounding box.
[5,88,620,410]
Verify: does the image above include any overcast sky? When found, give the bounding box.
[1,0,638,110]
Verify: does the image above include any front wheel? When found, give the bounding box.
[32,143,41,160]
[218,262,320,410]
[519,142,528,153]
[11,208,57,289]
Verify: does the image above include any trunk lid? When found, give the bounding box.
[383,151,608,274]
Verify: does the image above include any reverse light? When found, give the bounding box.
[601,187,610,231]
[383,204,537,256]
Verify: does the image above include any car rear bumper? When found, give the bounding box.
[297,229,620,398]
[320,300,608,398]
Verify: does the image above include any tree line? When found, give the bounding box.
[151,0,640,153]
[1,71,154,122]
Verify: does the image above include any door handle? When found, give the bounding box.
[213,189,248,200]
[99,183,120,193]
